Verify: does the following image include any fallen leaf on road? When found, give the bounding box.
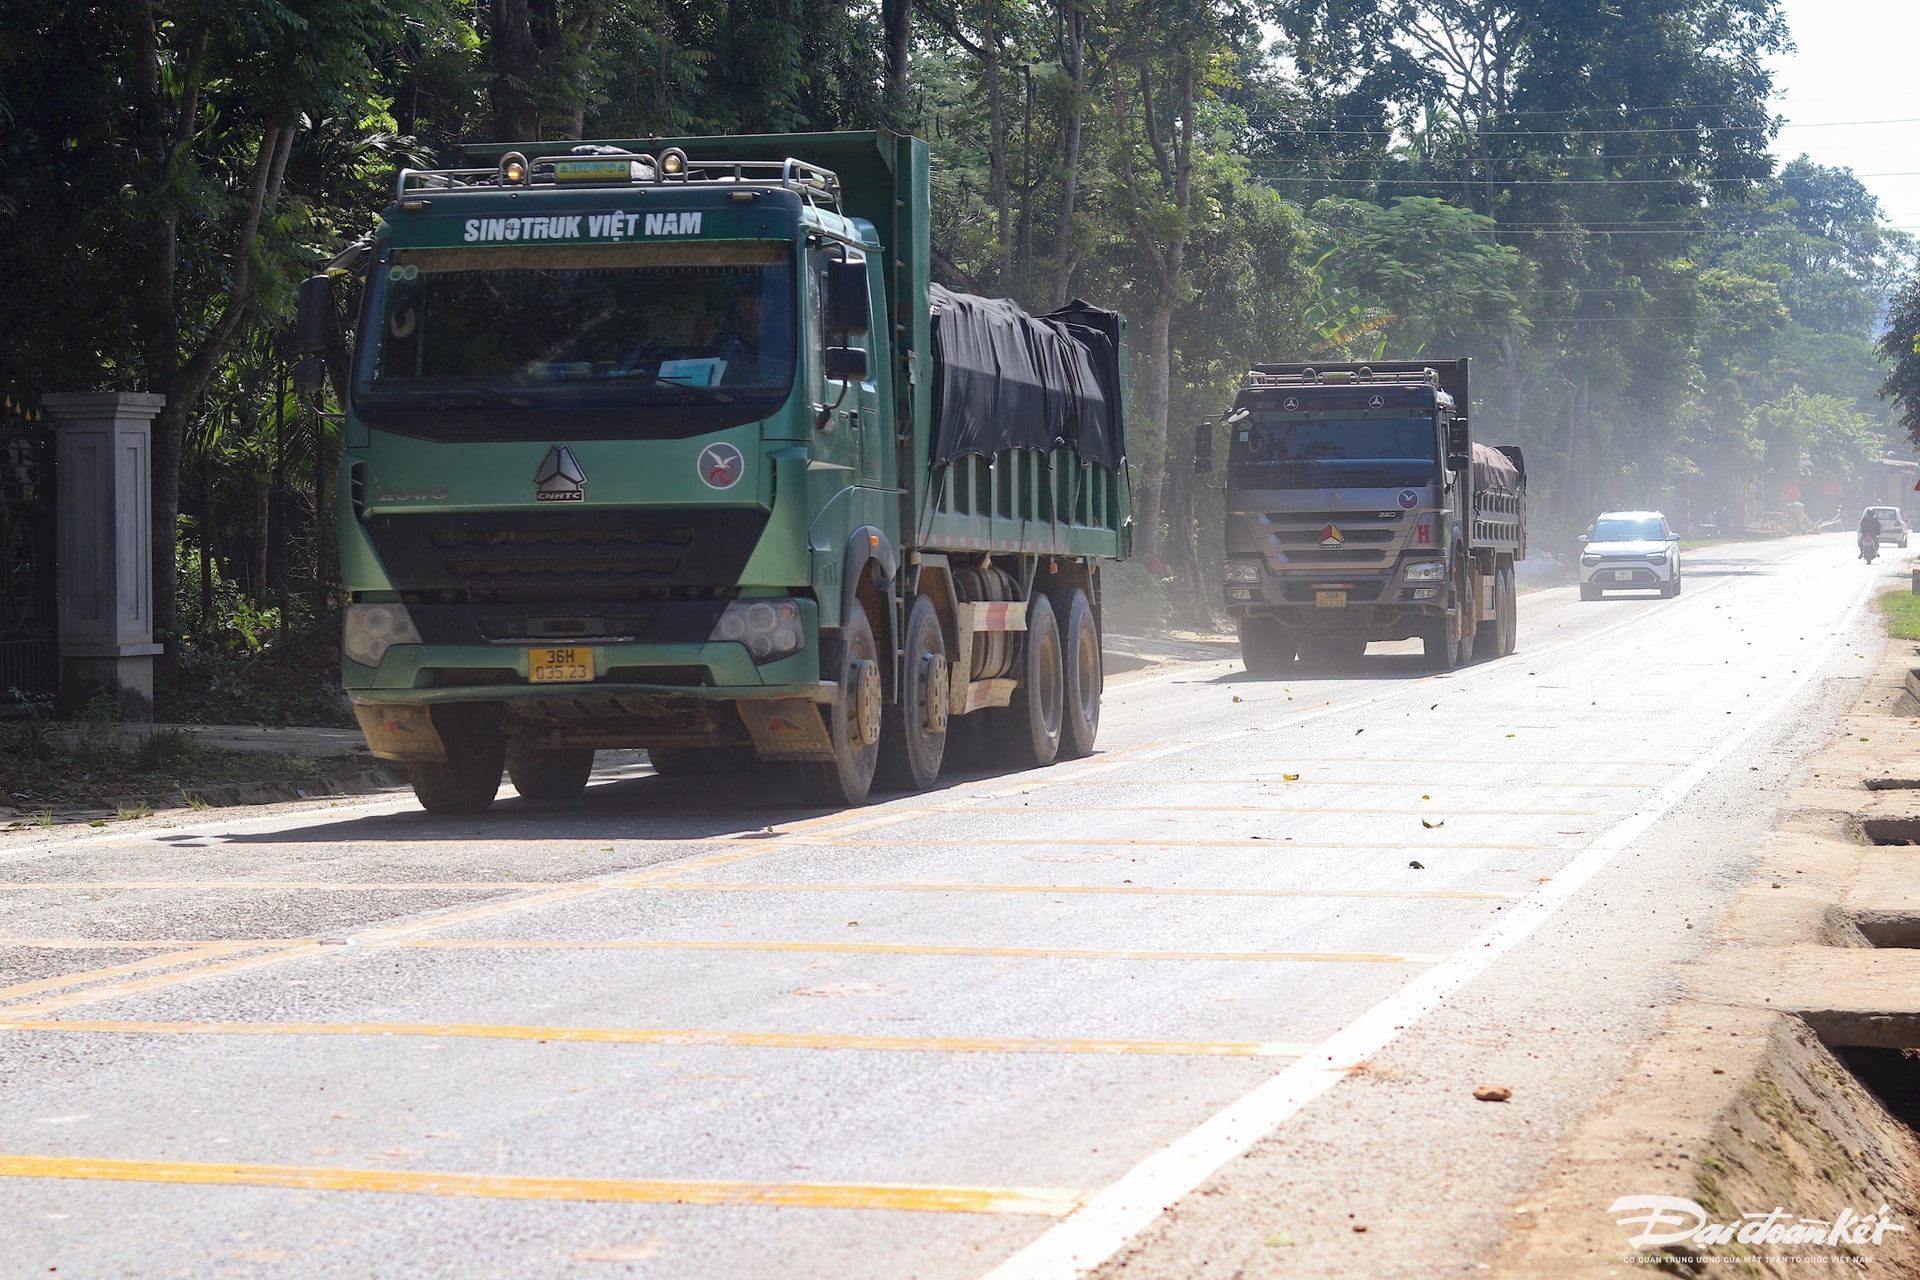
[1474,1085,1512,1102]
[1408,860,1425,869]
[1232,695,1243,703]
[1262,1232,1295,1247]
[1422,819,1444,829]
[1282,773,1300,781]
[1352,1223,1369,1233]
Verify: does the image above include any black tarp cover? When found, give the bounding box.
[928,285,1125,469]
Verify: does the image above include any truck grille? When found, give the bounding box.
[366,509,768,598]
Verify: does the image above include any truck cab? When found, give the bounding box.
[1215,361,1523,673]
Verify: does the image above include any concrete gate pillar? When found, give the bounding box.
[40,392,167,722]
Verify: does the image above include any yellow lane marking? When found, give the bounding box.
[928,805,1612,816]
[0,943,282,1005]
[0,882,608,1020]
[0,938,250,950]
[1027,778,1661,789]
[0,882,543,892]
[0,1153,1082,1216]
[650,881,1525,901]
[391,939,1442,964]
[763,837,1562,850]
[0,1020,1310,1058]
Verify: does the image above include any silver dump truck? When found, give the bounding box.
[1211,360,1525,672]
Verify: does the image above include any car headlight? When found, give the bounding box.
[1580,553,1601,564]
[1646,552,1668,562]
[1403,559,1447,582]
[710,598,804,663]
[343,602,423,668]
[1223,560,1262,584]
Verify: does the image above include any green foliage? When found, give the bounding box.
[5,0,1912,656]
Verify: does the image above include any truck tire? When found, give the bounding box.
[647,746,756,777]
[796,608,883,807]
[1499,565,1518,656]
[505,744,594,802]
[1238,615,1294,674]
[875,595,949,791]
[1057,589,1102,759]
[1473,569,1504,662]
[1421,616,1461,671]
[409,736,506,814]
[987,593,1063,769]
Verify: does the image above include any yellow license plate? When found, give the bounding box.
[1315,591,1347,608]
[528,646,594,683]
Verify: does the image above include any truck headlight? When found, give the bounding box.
[710,598,804,663]
[343,602,423,668]
[1403,559,1447,582]
[1223,560,1262,584]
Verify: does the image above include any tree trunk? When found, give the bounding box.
[1132,294,1175,560]
[984,1,1010,285]
[491,0,540,139]
[883,0,915,125]
[1050,0,1086,307]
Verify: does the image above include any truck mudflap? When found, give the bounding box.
[353,703,446,762]
[737,699,837,760]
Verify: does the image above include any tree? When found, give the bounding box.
[1880,275,1920,448]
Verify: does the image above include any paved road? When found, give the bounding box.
[0,534,1897,1278]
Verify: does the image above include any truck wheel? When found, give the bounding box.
[1473,571,1504,661]
[505,744,594,802]
[987,593,1063,769]
[796,609,882,807]
[1057,589,1102,759]
[1499,565,1518,656]
[1237,616,1294,675]
[875,595,949,791]
[1421,617,1460,672]
[409,736,506,814]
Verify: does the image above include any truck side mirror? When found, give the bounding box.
[296,274,332,355]
[1446,453,1469,474]
[1446,416,1469,459]
[828,260,870,334]
[292,355,327,395]
[824,346,869,382]
[1192,420,1213,474]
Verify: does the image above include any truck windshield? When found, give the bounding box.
[1229,416,1437,489]
[354,241,794,411]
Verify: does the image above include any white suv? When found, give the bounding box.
[1579,511,1681,599]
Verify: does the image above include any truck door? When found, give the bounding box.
[811,246,885,491]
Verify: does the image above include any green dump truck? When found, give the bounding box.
[301,131,1130,812]
[1210,360,1524,672]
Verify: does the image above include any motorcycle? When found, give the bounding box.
[1860,532,1881,563]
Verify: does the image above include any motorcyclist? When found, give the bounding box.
[1859,509,1883,561]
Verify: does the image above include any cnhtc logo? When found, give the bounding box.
[534,445,587,502]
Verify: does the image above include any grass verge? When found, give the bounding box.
[1877,589,1920,640]
[1,703,371,818]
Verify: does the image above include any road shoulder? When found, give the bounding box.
[1489,609,1920,1278]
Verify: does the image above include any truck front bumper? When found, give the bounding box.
[345,636,837,763]
[1223,567,1447,636]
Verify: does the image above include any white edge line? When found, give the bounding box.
[980,565,1877,1280]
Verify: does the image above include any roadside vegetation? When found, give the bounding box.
[0,696,365,819]
[4,0,1918,662]
[1877,591,1920,641]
